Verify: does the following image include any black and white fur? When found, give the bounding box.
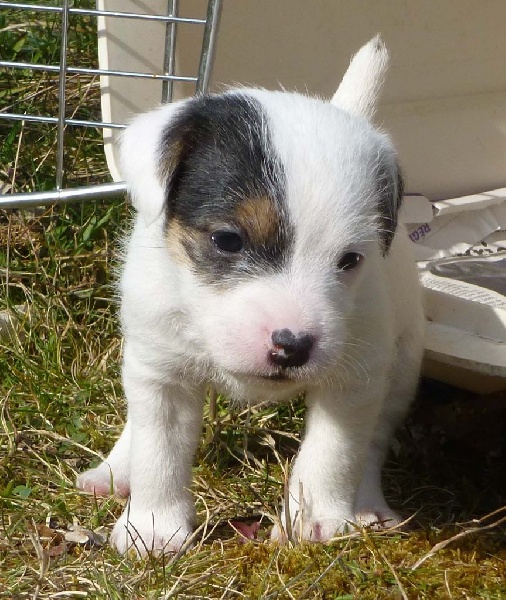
[78,38,424,555]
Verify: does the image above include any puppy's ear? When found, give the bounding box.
[377,157,404,254]
[119,101,187,224]
[331,35,389,120]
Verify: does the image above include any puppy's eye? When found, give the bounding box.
[337,252,364,271]
[211,230,244,253]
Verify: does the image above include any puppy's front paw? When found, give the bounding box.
[355,507,404,530]
[111,506,195,556]
[271,510,356,543]
[76,463,130,498]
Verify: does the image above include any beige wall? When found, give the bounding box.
[100,1,506,199]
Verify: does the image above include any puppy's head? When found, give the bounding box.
[120,38,403,395]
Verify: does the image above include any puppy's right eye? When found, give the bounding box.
[211,230,244,253]
[337,252,364,271]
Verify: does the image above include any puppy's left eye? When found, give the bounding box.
[337,252,364,271]
[211,230,244,253]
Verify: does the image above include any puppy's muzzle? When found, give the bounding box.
[268,328,314,369]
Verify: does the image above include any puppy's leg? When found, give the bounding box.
[355,331,423,528]
[110,348,204,556]
[271,383,386,543]
[76,420,131,497]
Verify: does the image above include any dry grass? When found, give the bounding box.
[1,2,506,598]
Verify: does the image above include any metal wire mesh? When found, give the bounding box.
[0,0,222,209]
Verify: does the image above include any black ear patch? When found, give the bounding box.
[157,93,291,283]
[159,93,284,222]
[377,161,404,254]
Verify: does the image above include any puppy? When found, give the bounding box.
[77,37,424,555]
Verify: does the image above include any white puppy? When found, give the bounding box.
[77,37,424,555]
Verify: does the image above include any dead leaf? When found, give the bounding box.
[229,520,261,541]
[63,525,106,547]
[46,542,66,557]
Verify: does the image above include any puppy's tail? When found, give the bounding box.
[331,35,389,120]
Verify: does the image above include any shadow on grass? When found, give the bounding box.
[197,378,506,550]
[377,378,506,556]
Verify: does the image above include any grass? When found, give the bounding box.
[1,2,506,598]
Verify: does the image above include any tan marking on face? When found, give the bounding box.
[234,196,280,247]
[166,218,200,267]
[166,196,281,269]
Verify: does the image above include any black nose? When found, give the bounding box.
[268,328,314,368]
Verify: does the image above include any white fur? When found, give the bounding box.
[120,100,190,225]
[77,38,424,555]
[331,35,389,119]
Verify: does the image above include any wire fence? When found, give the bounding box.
[0,0,222,209]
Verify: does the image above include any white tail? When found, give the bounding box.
[331,35,389,120]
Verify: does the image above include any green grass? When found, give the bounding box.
[0,0,107,193]
[1,2,506,598]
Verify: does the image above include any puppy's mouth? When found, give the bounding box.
[259,370,290,381]
[256,366,309,382]
[222,354,329,385]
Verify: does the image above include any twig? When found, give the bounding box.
[27,519,49,600]
[379,550,409,600]
[283,459,293,543]
[411,508,506,571]
[457,505,506,527]
[27,428,105,460]
[205,386,218,444]
[0,391,18,467]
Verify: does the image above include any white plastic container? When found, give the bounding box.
[98,0,506,392]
